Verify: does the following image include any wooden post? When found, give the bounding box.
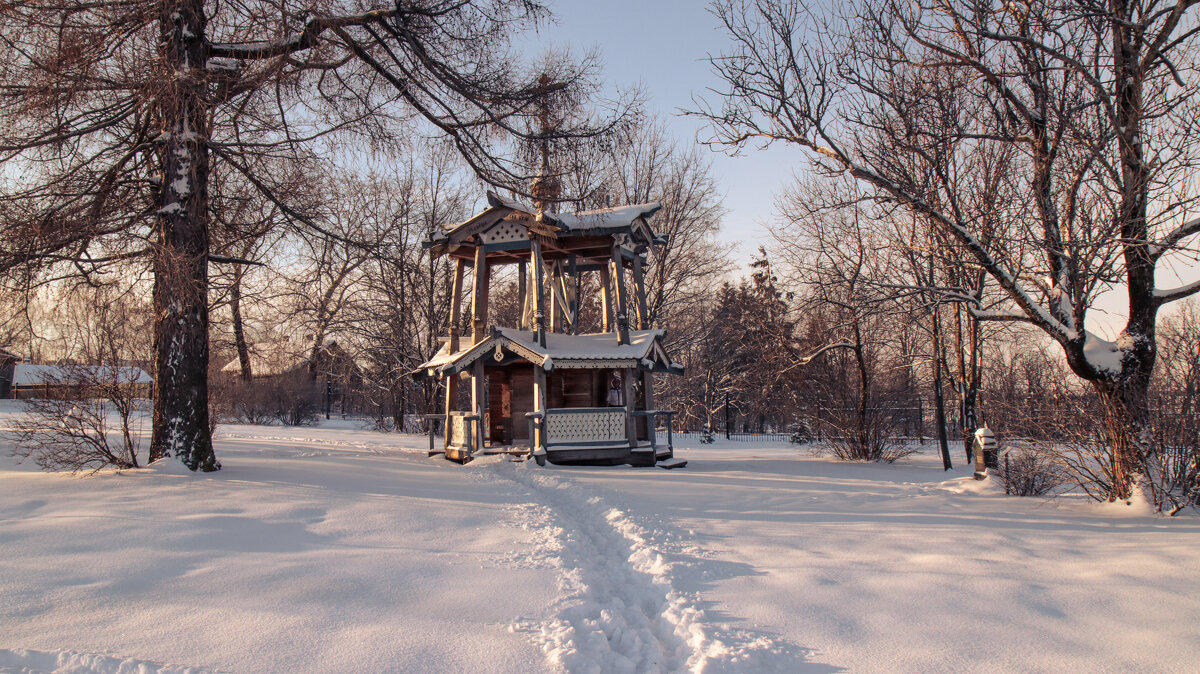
[442,374,458,451]
[533,364,547,449]
[471,243,490,346]
[472,360,486,456]
[622,368,637,447]
[632,255,650,331]
[610,246,631,345]
[448,259,465,353]
[599,265,612,333]
[531,239,546,347]
[642,370,656,447]
[549,261,561,334]
[569,254,580,334]
[517,261,527,331]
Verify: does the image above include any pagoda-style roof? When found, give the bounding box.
[414,326,682,379]
[426,191,665,262]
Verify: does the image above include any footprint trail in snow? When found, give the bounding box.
[482,461,811,673]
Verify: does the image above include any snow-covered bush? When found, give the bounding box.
[812,434,919,463]
[789,422,813,445]
[9,367,144,474]
[998,445,1066,497]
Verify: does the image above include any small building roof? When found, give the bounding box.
[0,348,21,363]
[12,364,151,386]
[426,191,665,261]
[415,327,682,378]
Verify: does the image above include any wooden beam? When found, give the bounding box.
[448,259,465,354]
[632,254,650,330]
[471,243,490,346]
[610,244,631,345]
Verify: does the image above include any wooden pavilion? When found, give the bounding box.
[414,190,683,466]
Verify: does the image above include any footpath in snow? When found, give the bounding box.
[2,409,1199,673]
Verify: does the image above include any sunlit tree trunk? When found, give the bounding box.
[148,0,217,470]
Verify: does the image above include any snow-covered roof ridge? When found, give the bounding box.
[415,328,681,377]
[548,202,662,231]
[433,192,663,244]
[12,363,151,386]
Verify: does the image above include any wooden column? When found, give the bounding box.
[641,370,656,446]
[599,266,612,334]
[472,359,485,455]
[517,261,527,331]
[610,246,631,345]
[531,239,546,347]
[622,367,637,448]
[442,374,458,450]
[549,261,561,334]
[632,255,650,331]
[568,254,580,334]
[448,259,465,353]
[533,364,547,449]
[471,243,490,346]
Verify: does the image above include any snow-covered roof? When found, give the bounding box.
[431,192,663,249]
[549,203,662,231]
[416,328,681,377]
[12,364,151,386]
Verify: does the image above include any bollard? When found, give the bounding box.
[973,427,996,480]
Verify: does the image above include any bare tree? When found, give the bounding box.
[0,0,631,470]
[775,186,916,462]
[696,0,1200,499]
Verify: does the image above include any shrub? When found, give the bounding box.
[998,444,1066,497]
[9,367,144,474]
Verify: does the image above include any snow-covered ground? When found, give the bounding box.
[2,403,1198,673]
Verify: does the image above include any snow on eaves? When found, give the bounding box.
[418,329,668,372]
[550,202,663,231]
[12,364,151,386]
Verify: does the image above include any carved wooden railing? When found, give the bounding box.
[526,407,675,454]
[446,411,481,453]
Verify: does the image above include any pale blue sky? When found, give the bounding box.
[540,0,803,267]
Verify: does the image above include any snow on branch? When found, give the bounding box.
[969,309,1035,324]
[795,341,856,366]
[1150,215,1200,260]
[1154,279,1200,305]
[208,9,396,60]
[813,144,1077,342]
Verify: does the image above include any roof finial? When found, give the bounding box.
[529,73,561,217]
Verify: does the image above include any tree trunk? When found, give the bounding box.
[148,0,218,471]
[851,317,870,457]
[231,264,252,381]
[931,305,952,471]
[1091,376,1150,502]
[955,303,980,464]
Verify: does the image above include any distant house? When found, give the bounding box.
[220,340,364,416]
[0,348,21,399]
[3,363,152,400]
